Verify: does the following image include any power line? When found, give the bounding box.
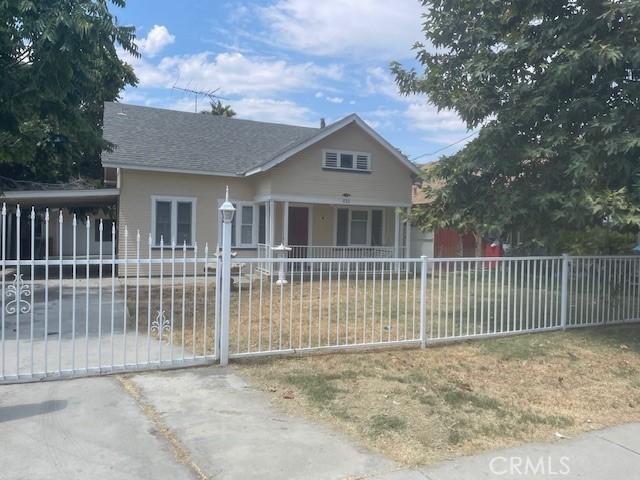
[411,130,479,162]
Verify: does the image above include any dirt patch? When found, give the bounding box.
[236,324,640,466]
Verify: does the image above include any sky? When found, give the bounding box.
[113,0,473,164]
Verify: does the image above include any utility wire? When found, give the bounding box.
[410,130,479,162]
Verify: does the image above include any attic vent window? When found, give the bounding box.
[323,149,371,172]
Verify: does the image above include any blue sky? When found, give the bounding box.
[114,0,472,163]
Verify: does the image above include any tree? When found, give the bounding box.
[0,0,138,184]
[201,100,236,118]
[392,0,640,247]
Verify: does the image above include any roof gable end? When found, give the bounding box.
[244,114,420,176]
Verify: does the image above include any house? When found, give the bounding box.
[410,163,477,258]
[100,102,420,272]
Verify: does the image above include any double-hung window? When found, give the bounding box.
[335,208,384,246]
[152,197,196,247]
[221,201,257,248]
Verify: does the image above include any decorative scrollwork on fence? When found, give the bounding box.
[151,309,171,343]
[5,274,31,315]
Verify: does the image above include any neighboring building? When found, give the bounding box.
[410,164,478,258]
[100,102,421,272]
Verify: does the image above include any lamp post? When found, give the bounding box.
[219,186,235,366]
[271,243,292,284]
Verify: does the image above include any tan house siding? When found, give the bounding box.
[117,169,254,274]
[269,123,413,205]
[253,172,272,197]
[312,205,334,245]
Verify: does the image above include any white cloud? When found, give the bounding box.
[137,25,175,58]
[233,98,316,126]
[405,102,467,134]
[365,66,406,101]
[127,51,343,97]
[258,0,424,59]
[403,101,475,150]
[153,96,317,126]
[326,96,343,104]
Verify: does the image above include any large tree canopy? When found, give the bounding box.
[0,0,138,184]
[392,0,640,246]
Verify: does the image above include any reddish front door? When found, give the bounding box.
[288,207,308,258]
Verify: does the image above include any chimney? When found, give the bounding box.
[320,118,326,128]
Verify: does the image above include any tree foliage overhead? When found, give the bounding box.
[392,0,640,245]
[0,0,138,184]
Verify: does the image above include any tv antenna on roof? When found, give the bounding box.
[171,77,227,113]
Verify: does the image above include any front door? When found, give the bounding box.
[288,206,308,258]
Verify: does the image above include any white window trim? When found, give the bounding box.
[217,199,258,248]
[151,196,197,247]
[322,149,371,172]
[333,207,385,246]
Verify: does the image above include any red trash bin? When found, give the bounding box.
[484,241,502,269]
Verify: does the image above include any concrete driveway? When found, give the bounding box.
[1,277,179,380]
[1,367,639,480]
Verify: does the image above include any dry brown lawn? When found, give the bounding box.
[235,324,640,467]
[124,276,640,467]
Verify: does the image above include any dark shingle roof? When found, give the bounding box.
[101,102,320,175]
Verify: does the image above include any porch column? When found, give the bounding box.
[283,201,289,245]
[394,208,400,259]
[269,200,276,250]
[405,206,412,258]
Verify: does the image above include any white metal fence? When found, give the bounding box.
[2,204,639,383]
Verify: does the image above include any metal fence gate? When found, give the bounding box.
[1,205,219,383]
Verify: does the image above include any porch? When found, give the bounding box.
[246,197,412,266]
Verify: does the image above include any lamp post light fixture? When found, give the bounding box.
[218,186,235,366]
[220,186,236,224]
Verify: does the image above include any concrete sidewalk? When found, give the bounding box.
[1,367,639,480]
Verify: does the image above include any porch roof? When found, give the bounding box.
[252,193,412,208]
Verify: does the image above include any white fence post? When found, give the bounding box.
[218,187,235,366]
[214,244,221,361]
[420,255,428,348]
[560,253,569,330]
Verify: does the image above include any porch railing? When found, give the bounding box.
[256,244,407,273]
[257,244,406,259]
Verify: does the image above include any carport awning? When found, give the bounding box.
[1,188,119,208]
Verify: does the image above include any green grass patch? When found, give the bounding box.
[369,414,406,437]
[519,411,574,428]
[285,373,344,405]
[480,334,558,360]
[437,385,503,412]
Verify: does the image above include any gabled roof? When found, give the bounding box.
[101,102,420,177]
